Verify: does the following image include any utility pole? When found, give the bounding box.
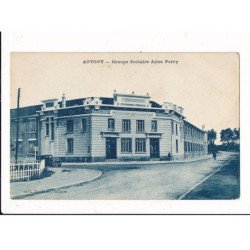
[15,88,21,163]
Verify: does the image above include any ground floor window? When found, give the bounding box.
[18,141,24,153]
[28,141,36,154]
[67,138,74,153]
[184,141,187,152]
[176,139,178,153]
[135,138,146,153]
[121,138,132,153]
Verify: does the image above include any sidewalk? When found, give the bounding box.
[11,167,102,199]
[62,154,212,170]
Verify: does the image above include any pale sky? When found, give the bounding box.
[10,52,239,143]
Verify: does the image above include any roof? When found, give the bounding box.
[10,96,163,118]
[150,101,162,108]
[184,120,205,132]
[100,97,114,105]
[10,104,42,119]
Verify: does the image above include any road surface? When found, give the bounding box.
[25,151,239,200]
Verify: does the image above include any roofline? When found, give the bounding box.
[36,103,165,113]
[184,120,206,132]
[114,93,150,98]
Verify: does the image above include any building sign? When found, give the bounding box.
[114,92,151,107]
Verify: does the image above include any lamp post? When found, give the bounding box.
[15,88,21,163]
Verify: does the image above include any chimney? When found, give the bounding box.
[62,93,66,108]
[202,125,205,131]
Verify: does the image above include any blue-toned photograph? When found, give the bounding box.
[9,52,240,200]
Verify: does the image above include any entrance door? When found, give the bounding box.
[106,138,117,159]
[150,138,160,158]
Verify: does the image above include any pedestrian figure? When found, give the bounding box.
[168,152,171,161]
[212,150,217,160]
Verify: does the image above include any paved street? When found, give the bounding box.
[182,154,240,199]
[24,152,239,200]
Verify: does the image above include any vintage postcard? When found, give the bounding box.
[7,52,240,203]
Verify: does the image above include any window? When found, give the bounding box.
[108,119,115,131]
[176,139,178,153]
[45,102,54,108]
[28,133,36,139]
[188,142,190,151]
[28,119,36,133]
[67,120,74,133]
[136,120,145,133]
[82,118,87,133]
[45,117,55,139]
[45,122,49,136]
[20,122,26,133]
[171,121,174,134]
[151,120,157,132]
[176,123,178,135]
[135,138,146,153]
[121,138,132,153]
[51,122,55,140]
[28,141,35,154]
[67,138,74,153]
[18,141,23,153]
[184,141,187,152]
[122,119,131,133]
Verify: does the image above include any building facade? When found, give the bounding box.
[10,91,208,162]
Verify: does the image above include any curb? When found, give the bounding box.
[62,155,213,169]
[11,170,102,200]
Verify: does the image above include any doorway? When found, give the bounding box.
[106,137,117,159]
[150,138,160,158]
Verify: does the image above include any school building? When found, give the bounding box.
[10,91,208,162]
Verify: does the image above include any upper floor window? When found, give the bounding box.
[82,118,87,133]
[45,102,54,108]
[45,117,50,136]
[122,119,131,133]
[45,117,55,140]
[136,120,145,133]
[176,123,178,135]
[67,120,74,133]
[51,122,55,140]
[151,120,157,132]
[28,119,36,133]
[171,121,174,134]
[108,119,115,131]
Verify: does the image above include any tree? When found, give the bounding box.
[207,129,217,153]
[232,128,240,143]
[218,128,240,152]
[232,128,240,152]
[220,128,233,145]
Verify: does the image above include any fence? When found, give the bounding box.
[10,160,46,182]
